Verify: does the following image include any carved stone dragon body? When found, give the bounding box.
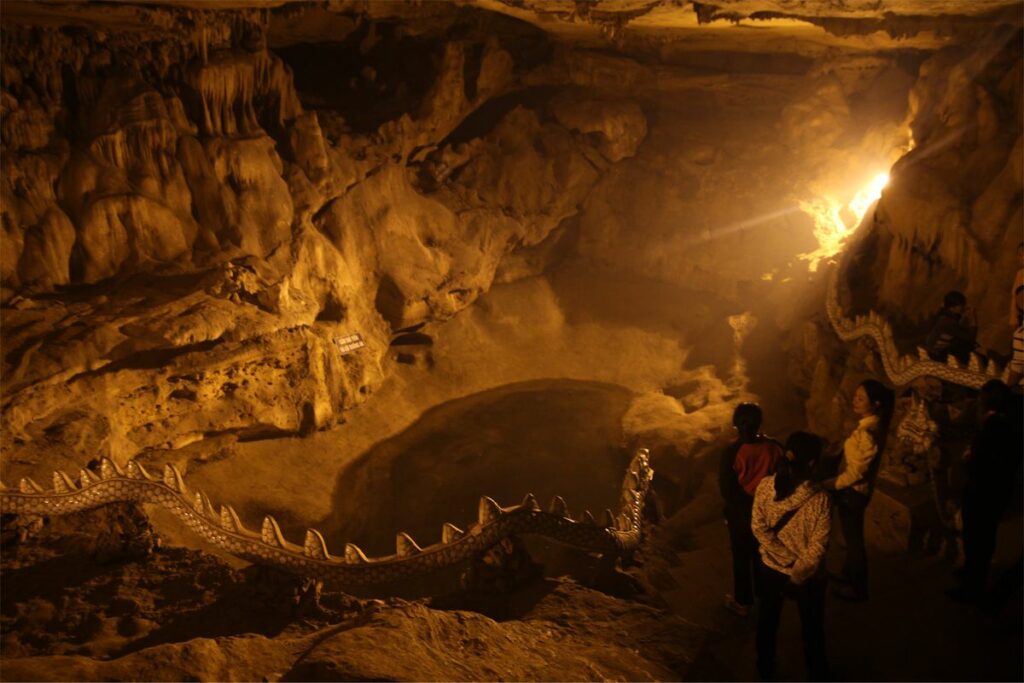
[0,449,653,586]
[825,268,1010,389]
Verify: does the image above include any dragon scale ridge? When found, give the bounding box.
[826,268,1010,389]
[0,449,654,586]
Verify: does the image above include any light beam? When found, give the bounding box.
[798,171,890,271]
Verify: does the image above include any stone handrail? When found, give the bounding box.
[0,449,653,586]
[825,268,1009,389]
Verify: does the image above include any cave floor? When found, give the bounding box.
[3,261,1021,680]
[3,386,1022,680]
[665,470,1024,682]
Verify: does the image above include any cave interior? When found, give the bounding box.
[0,0,1022,680]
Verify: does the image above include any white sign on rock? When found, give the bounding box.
[335,333,365,355]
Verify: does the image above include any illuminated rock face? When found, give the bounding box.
[0,9,646,461]
[871,33,1023,349]
[550,46,921,297]
[792,32,1022,442]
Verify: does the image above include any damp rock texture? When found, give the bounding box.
[871,32,1023,349]
[3,1,1021,467]
[2,2,1023,681]
[0,4,644,463]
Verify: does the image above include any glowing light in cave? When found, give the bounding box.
[798,172,890,272]
[848,172,891,224]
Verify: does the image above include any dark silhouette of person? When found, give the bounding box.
[983,554,1023,614]
[948,380,1024,602]
[926,290,979,364]
[1010,241,1023,329]
[1009,285,1023,388]
[822,379,895,602]
[719,402,783,615]
[752,431,831,681]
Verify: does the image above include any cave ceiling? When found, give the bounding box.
[3,0,1020,56]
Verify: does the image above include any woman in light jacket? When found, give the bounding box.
[752,431,831,681]
[822,379,895,602]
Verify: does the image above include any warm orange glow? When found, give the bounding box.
[799,172,890,271]
[849,172,890,221]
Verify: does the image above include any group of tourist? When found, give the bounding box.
[719,374,1022,680]
[719,381,891,680]
[712,246,1024,679]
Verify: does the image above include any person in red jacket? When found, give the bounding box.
[720,402,784,616]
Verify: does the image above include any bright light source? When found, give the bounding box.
[798,170,890,272]
[848,173,889,221]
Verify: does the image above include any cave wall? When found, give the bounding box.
[869,27,1023,350]
[564,47,917,298]
[792,28,1023,442]
[0,8,646,463]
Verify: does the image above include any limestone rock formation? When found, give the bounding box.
[870,31,1023,350]
[2,2,1022,681]
[0,6,646,463]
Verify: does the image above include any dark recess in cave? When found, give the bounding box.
[272,25,443,135]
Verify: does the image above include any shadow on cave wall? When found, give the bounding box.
[272,9,552,136]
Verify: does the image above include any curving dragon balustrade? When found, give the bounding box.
[0,449,653,586]
[826,260,1010,530]
[825,267,1010,389]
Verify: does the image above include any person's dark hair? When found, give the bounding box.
[979,379,1012,414]
[859,379,895,487]
[774,431,822,501]
[732,402,762,441]
[943,290,967,309]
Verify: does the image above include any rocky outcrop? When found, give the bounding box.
[0,539,700,681]
[769,31,1023,450]
[867,29,1022,350]
[0,7,647,463]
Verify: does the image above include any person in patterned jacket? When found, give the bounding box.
[752,431,831,682]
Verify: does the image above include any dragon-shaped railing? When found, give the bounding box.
[827,263,1012,534]
[0,449,653,586]
[825,268,1010,389]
